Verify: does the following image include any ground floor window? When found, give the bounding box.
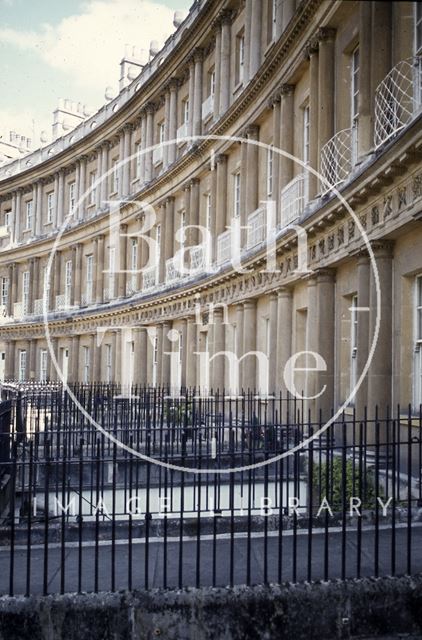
[18,350,26,382]
[40,349,48,382]
[414,276,422,408]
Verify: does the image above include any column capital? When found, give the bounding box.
[165,195,175,205]
[189,177,200,187]
[303,38,319,60]
[143,102,156,115]
[369,240,395,257]
[277,286,293,299]
[280,83,295,97]
[215,153,227,165]
[267,91,281,108]
[192,47,204,63]
[314,267,336,283]
[95,233,105,242]
[317,26,336,42]
[167,77,179,92]
[244,124,259,139]
[243,298,257,310]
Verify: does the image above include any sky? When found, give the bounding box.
[0,0,190,146]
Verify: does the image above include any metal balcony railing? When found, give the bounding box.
[202,94,214,120]
[247,207,266,249]
[152,146,163,164]
[13,302,23,320]
[374,56,422,148]
[166,255,182,283]
[126,280,137,296]
[177,122,189,143]
[217,229,231,265]
[143,265,158,290]
[279,173,308,229]
[0,225,10,239]
[33,298,44,315]
[55,294,72,311]
[320,127,357,192]
[81,289,93,306]
[189,244,206,272]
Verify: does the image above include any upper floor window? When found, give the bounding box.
[182,99,189,124]
[130,238,138,290]
[416,3,422,54]
[86,255,93,302]
[65,259,72,306]
[158,122,165,144]
[234,172,241,218]
[136,144,142,178]
[69,182,76,214]
[209,69,216,97]
[47,192,54,224]
[351,46,360,125]
[105,344,112,383]
[267,0,277,43]
[83,346,90,383]
[205,194,211,231]
[303,105,310,165]
[267,146,273,197]
[1,276,8,308]
[22,270,30,315]
[89,172,97,205]
[236,33,245,84]
[25,200,33,230]
[111,160,119,194]
[4,210,11,230]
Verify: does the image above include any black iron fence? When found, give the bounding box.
[0,383,420,596]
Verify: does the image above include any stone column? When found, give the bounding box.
[5,341,15,380]
[7,264,13,316]
[165,197,175,265]
[69,335,80,382]
[189,178,200,246]
[367,242,394,421]
[28,258,35,314]
[111,331,117,383]
[371,2,392,111]
[242,299,257,391]
[243,0,252,83]
[188,61,195,138]
[276,287,293,395]
[114,330,122,384]
[134,327,148,386]
[144,104,154,182]
[219,10,231,114]
[249,0,262,78]
[317,28,336,164]
[235,304,244,393]
[123,124,132,195]
[92,333,101,383]
[244,125,259,247]
[358,1,373,158]
[30,184,36,235]
[28,339,35,380]
[12,189,21,244]
[157,204,166,283]
[57,169,65,225]
[78,156,87,219]
[139,113,146,184]
[12,262,19,305]
[35,180,43,236]
[279,84,295,191]
[161,321,172,387]
[118,224,127,297]
[49,337,58,382]
[270,92,281,211]
[315,269,336,419]
[95,235,105,304]
[168,79,178,165]
[100,142,109,207]
[192,48,203,137]
[53,173,59,228]
[186,316,197,389]
[268,292,278,394]
[179,319,188,388]
[213,19,222,120]
[118,132,125,197]
[307,40,319,200]
[211,307,225,392]
[355,253,370,419]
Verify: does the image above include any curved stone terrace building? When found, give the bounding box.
[0,0,421,420]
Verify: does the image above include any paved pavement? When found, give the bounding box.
[1,524,421,595]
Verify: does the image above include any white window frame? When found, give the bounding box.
[109,246,116,298]
[22,270,30,315]
[89,171,97,205]
[1,277,8,308]
[267,146,273,197]
[152,334,158,387]
[350,295,358,400]
[69,182,76,215]
[47,192,54,224]
[351,46,360,164]
[112,160,119,194]
[156,224,161,280]
[18,350,27,382]
[86,255,93,303]
[303,105,310,165]
[415,3,422,55]
[209,69,216,97]
[182,99,189,125]
[205,194,212,232]
[233,172,241,218]
[83,346,90,383]
[105,344,112,383]
[238,34,245,83]
[4,210,11,230]
[40,349,48,382]
[25,200,33,231]
[136,144,142,179]
[130,238,138,290]
[64,260,72,306]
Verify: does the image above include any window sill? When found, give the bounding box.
[233,81,244,97]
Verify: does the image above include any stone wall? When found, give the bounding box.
[0,575,422,640]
